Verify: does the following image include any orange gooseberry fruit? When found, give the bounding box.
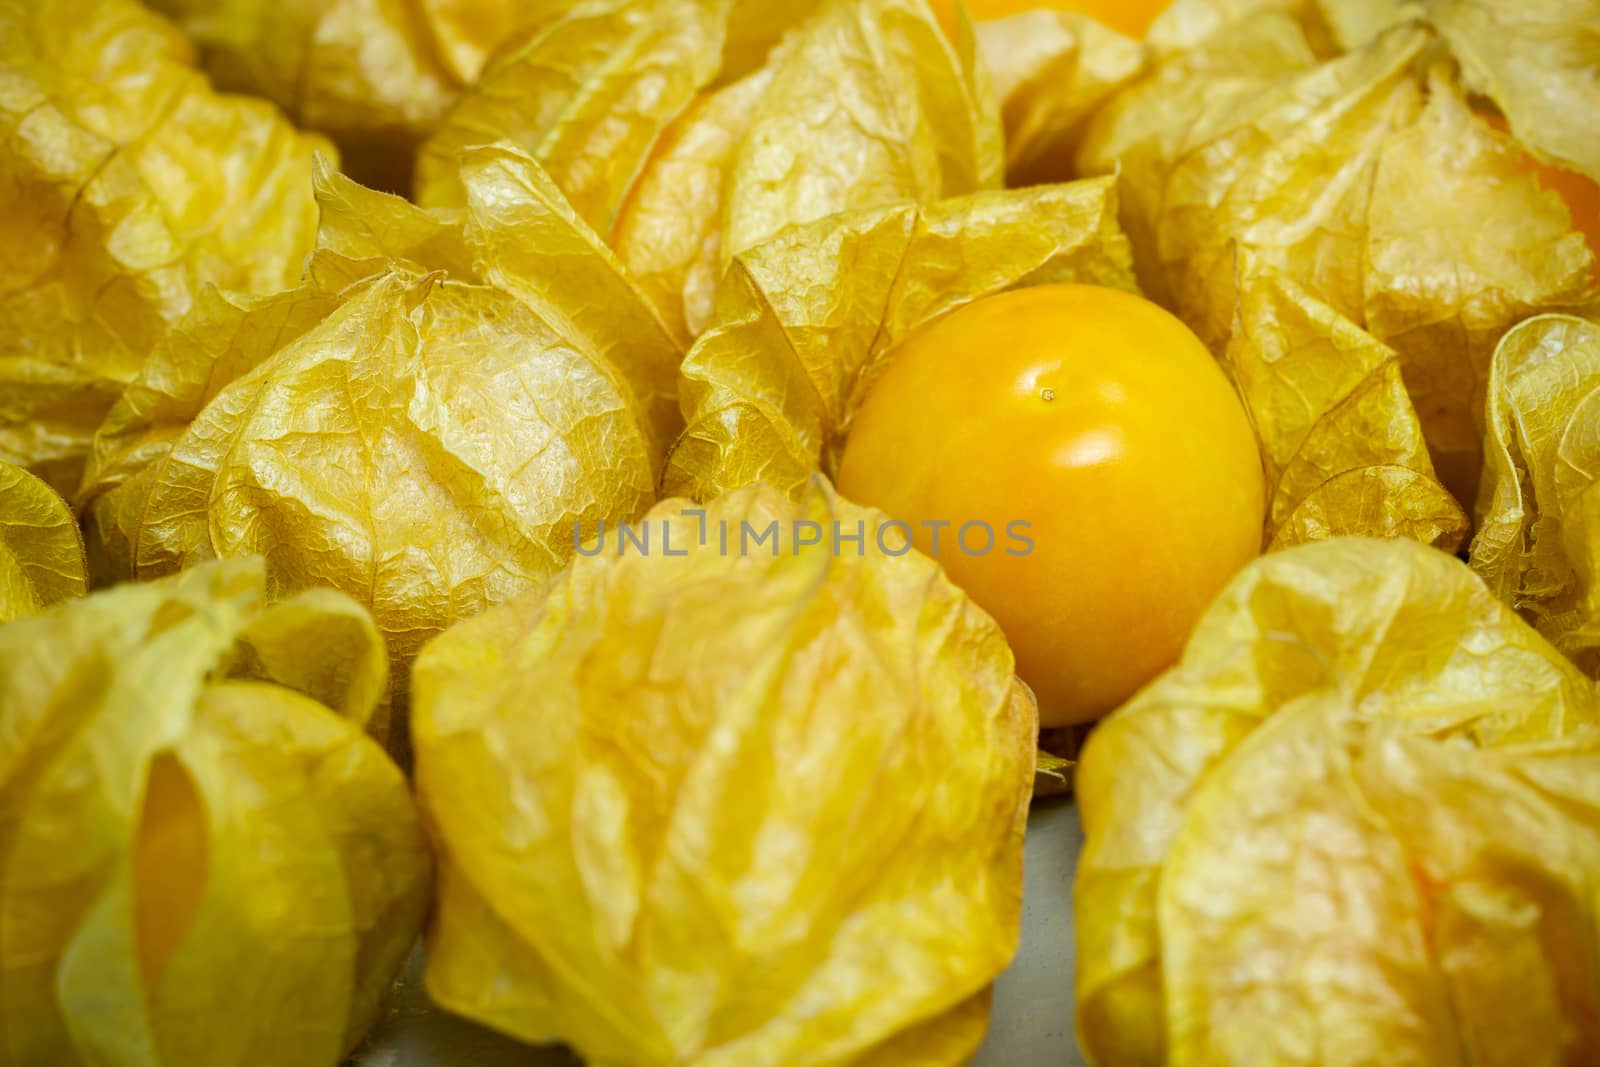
[837,285,1265,726]
[928,0,1170,39]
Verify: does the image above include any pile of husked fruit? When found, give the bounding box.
[2,0,1597,1064]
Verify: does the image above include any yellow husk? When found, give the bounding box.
[418,0,1003,343]
[664,178,1136,502]
[0,0,330,493]
[78,147,676,692]
[1074,536,1600,1066]
[1225,257,1469,551]
[1076,0,1598,502]
[145,0,573,187]
[413,480,1036,1066]
[975,10,1145,185]
[0,558,430,1067]
[0,459,87,622]
[1472,313,1600,677]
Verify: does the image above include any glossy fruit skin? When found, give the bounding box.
[930,0,1169,38]
[837,285,1265,726]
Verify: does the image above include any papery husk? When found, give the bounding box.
[719,0,825,78]
[1422,0,1600,183]
[1034,727,1081,797]
[1138,0,1317,48]
[78,146,675,694]
[0,459,86,622]
[1225,257,1469,551]
[610,68,776,343]
[1078,1,1597,502]
[418,0,1003,344]
[0,557,431,1067]
[976,10,1146,185]
[663,177,1136,502]
[716,0,1002,257]
[1472,313,1600,677]
[144,0,574,188]
[0,0,330,494]
[413,479,1036,1067]
[1074,536,1600,1067]
[1160,700,1600,1067]
[415,0,733,228]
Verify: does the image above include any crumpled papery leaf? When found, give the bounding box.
[0,0,330,494]
[144,0,573,188]
[1304,0,1423,50]
[1161,702,1600,1067]
[1078,4,1597,502]
[413,479,1036,1067]
[716,0,1001,258]
[719,0,825,79]
[1424,0,1600,183]
[78,145,676,692]
[418,0,1003,344]
[1034,726,1081,797]
[664,177,1136,501]
[0,459,86,622]
[1225,258,1469,551]
[1073,536,1600,1067]
[1472,314,1600,677]
[1140,0,1329,52]
[0,557,431,1067]
[415,0,734,228]
[976,10,1145,185]
[610,68,776,343]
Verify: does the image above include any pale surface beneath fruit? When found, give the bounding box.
[352,799,1089,1067]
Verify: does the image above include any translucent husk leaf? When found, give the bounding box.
[664,177,1136,502]
[1148,0,1600,176]
[453,145,685,459]
[1311,0,1419,50]
[0,558,430,1067]
[0,0,330,494]
[1140,0,1478,55]
[418,0,1003,341]
[1116,25,1419,345]
[1074,536,1600,1067]
[145,0,573,188]
[976,11,1145,185]
[1142,0,1335,56]
[1425,0,1600,182]
[416,0,732,226]
[413,479,1036,1067]
[1225,258,1468,551]
[719,0,1003,259]
[1078,9,1324,305]
[1159,700,1600,1067]
[0,460,87,622]
[1363,65,1594,500]
[719,0,825,81]
[1472,314,1600,677]
[78,146,669,693]
[1267,465,1471,552]
[1077,12,1596,502]
[611,68,776,345]
[1034,727,1080,798]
